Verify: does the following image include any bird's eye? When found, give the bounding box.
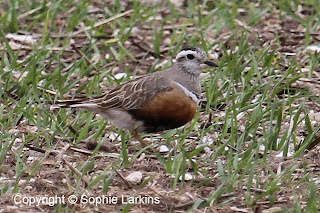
[187,54,195,60]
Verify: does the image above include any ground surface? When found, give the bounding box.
[0,0,320,212]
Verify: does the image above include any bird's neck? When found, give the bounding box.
[176,63,201,83]
[171,64,202,97]
[177,63,201,78]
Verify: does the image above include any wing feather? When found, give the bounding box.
[96,74,173,110]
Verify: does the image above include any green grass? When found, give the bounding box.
[1,0,320,212]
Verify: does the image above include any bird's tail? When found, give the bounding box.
[51,97,92,110]
[56,98,89,107]
[51,93,106,111]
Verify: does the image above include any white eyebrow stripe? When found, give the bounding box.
[173,81,200,105]
[175,50,197,60]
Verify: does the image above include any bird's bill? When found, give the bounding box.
[203,60,218,67]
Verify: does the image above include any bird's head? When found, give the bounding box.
[175,47,217,75]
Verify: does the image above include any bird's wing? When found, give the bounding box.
[91,74,173,110]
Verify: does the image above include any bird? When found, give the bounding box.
[56,47,217,147]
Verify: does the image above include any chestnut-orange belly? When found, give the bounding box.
[129,87,198,133]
